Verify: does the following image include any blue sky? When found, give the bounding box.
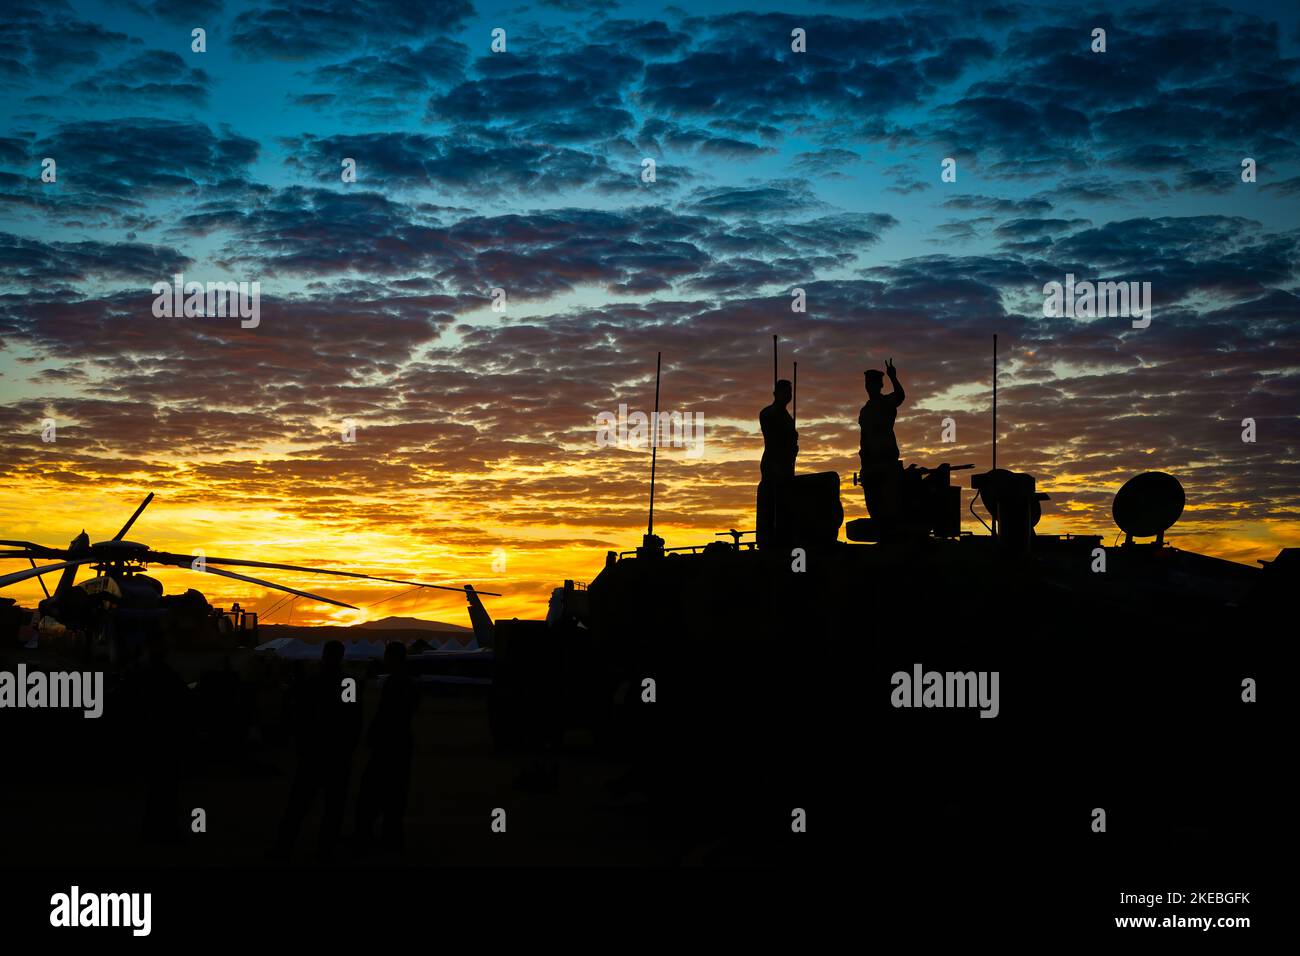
[8,1,1299,257]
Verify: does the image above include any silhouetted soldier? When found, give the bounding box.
[355,641,418,851]
[757,378,798,549]
[271,640,359,861]
[859,359,906,533]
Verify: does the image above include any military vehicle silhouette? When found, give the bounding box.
[476,347,1285,864]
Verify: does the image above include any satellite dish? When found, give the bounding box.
[1112,472,1184,542]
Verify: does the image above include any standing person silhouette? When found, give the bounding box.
[757,379,798,550]
[270,640,359,862]
[858,359,906,535]
[355,641,418,852]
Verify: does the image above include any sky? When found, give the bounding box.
[1,0,1298,625]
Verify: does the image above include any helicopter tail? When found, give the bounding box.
[53,531,91,597]
[465,585,495,649]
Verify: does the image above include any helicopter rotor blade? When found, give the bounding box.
[0,540,63,556]
[146,552,501,597]
[0,559,100,590]
[112,492,155,541]
[186,565,358,610]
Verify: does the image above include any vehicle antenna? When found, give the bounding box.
[992,333,998,537]
[647,351,662,538]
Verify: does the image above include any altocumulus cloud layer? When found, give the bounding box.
[0,0,1297,621]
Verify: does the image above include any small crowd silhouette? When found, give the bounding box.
[103,630,420,862]
[270,639,417,862]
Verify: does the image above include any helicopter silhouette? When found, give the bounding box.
[0,492,498,653]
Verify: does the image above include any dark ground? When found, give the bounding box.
[0,645,698,867]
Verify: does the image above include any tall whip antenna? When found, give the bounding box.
[992,334,998,537]
[647,351,662,538]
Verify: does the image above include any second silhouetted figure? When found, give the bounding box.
[859,359,906,534]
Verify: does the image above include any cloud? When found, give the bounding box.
[641,15,937,120]
[231,0,476,60]
[301,40,469,103]
[0,120,259,225]
[634,118,773,160]
[685,181,824,218]
[0,4,132,83]
[943,195,1054,215]
[0,231,192,286]
[793,148,861,176]
[283,131,633,196]
[51,119,260,194]
[429,45,642,132]
[994,217,1090,238]
[1263,175,1300,196]
[601,19,691,58]
[111,0,224,23]
[925,5,1300,179]
[70,50,212,106]
[1041,217,1300,303]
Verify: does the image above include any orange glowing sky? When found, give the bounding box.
[3,344,1295,628]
